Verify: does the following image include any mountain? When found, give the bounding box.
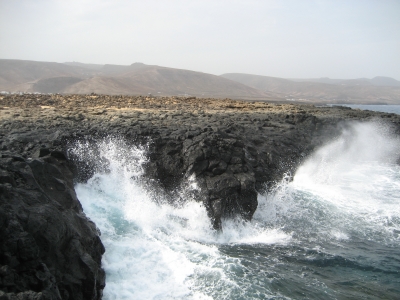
[0,59,94,88]
[221,73,400,104]
[64,61,104,70]
[63,64,275,98]
[288,76,400,87]
[287,77,344,85]
[0,59,275,100]
[1,59,399,104]
[369,76,400,87]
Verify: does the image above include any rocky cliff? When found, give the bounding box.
[1,94,399,299]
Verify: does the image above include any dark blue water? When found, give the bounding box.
[73,121,400,299]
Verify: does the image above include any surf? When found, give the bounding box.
[71,120,400,299]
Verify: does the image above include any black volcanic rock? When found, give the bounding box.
[1,93,400,298]
[0,153,105,299]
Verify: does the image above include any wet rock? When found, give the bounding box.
[0,153,104,299]
[33,148,50,158]
[1,94,400,297]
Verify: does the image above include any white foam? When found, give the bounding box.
[288,121,400,243]
[71,123,400,298]
[330,230,349,240]
[72,137,289,299]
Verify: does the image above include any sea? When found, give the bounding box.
[71,106,400,299]
[333,104,400,115]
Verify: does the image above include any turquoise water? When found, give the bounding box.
[72,121,400,299]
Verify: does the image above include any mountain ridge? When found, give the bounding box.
[1,59,399,104]
[286,76,400,87]
[0,59,275,100]
[221,73,400,104]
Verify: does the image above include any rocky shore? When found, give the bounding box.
[1,94,400,299]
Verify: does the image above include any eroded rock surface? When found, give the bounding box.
[1,93,400,298]
[0,152,105,299]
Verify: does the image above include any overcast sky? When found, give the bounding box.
[1,0,399,79]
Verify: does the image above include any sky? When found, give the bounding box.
[0,0,399,79]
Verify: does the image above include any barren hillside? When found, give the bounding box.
[2,59,399,104]
[0,59,275,99]
[222,73,400,104]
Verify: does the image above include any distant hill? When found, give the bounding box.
[0,59,275,100]
[369,76,400,87]
[288,76,400,87]
[1,59,399,104]
[288,77,344,85]
[221,73,400,104]
[0,59,94,87]
[63,64,275,98]
[64,61,104,70]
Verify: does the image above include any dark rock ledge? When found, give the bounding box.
[1,94,400,299]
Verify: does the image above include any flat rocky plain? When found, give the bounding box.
[1,94,400,299]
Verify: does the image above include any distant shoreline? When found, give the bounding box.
[329,103,400,115]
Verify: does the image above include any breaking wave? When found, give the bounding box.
[72,121,400,299]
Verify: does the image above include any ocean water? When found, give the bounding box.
[335,104,400,115]
[72,121,400,299]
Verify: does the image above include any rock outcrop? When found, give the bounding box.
[1,93,400,298]
[0,151,105,299]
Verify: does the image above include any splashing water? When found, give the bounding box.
[71,138,290,299]
[73,121,400,299]
[291,122,400,244]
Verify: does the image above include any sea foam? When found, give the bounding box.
[72,121,400,299]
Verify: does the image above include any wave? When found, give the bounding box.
[72,121,400,299]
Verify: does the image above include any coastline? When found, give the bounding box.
[1,94,400,298]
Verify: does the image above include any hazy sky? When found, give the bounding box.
[1,0,399,79]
